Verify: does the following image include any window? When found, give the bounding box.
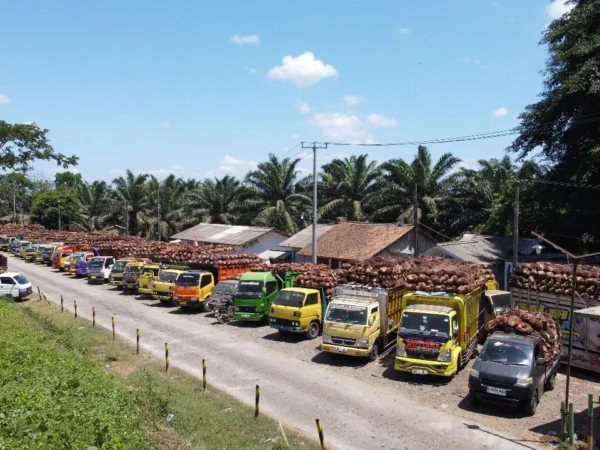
[305,293,318,305]
[265,281,277,296]
[0,277,14,285]
[452,318,459,336]
[200,275,212,288]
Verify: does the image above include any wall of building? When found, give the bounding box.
[179,231,288,255]
[380,232,436,257]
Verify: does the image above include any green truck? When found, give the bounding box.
[233,271,300,323]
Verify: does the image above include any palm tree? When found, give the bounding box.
[319,154,380,222]
[371,146,461,230]
[245,153,311,235]
[139,175,189,240]
[74,181,111,231]
[182,175,251,226]
[110,170,149,236]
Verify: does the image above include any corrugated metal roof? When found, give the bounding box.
[279,224,335,249]
[258,250,289,260]
[298,223,413,260]
[425,235,505,263]
[170,224,276,246]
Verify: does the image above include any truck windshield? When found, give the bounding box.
[53,248,62,258]
[325,304,368,325]
[14,274,28,285]
[144,268,160,276]
[113,261,127,271]
[274,291,305,307]
[88,261,103,269]
[480,340,532,366]
[212,282,235,295]
[176,273,200,287]
[400,312,450,338]
[236,281,263,298]
[158,271,178,283]
[488,293,511,309]
[125,265,142,273]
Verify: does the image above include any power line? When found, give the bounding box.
[280,141,303,158]
[416,221,456,243]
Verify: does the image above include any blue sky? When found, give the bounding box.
[0,0,574,182]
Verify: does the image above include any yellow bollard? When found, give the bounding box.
[202,359,207,391]
[37,286,41,299]
[136,329,140,355]
[316,419,326,450]
[112,316,115,341]
[74,300,78,319]
[61,295,64,312]
[165,343,169,372]
[92,307,96,327]
[255,385,260,417]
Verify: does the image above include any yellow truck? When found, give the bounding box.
[138,263,161,297]
[269,287,327,339]
[23,244,39,262]
[152,269,185,304]
[321,285,404,361]
[394,284,490,377]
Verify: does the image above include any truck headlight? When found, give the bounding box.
[322,333,332,344]
[470,369,479,378]
[438,349,452,362]
[356,337,369,348]
[396,346,406,357]
[234,307,239,312]
[516,377,533,386]
[173,296,179,301]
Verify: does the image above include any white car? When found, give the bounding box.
[0,272,33,300]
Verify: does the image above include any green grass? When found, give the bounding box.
[1,296,318,450]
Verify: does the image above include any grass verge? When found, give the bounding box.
[2,296,319,450]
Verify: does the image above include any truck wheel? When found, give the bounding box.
[201,298,210,313]
[305,321,320,340]
[123,287,130,295]
[544,372,556,391]
[368,341,379,362]
[523,390,538,416]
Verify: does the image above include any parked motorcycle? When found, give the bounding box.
[215,299,234,324]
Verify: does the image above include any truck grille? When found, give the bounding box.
[271,317,295,327]
[332,337,356,346]
[238,305,256,313]
[406,350,439,361]
[481,378,514,389]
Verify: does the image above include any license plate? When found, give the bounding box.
[335,346,348,353]
[91,276,96,279]
[241,314,250,318]
[412,369,428,375]
[486,386,507,396]
[279,326,295,332]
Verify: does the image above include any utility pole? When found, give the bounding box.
[57,198,61,231]
[413,184,419,258]
[302,142,327,264]
[513,180,520,269]
[12,188,16,224]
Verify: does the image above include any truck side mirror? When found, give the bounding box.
[536,357,545,366]
[368,318,374,326]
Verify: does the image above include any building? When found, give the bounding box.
[170,224,288,255]
[295,222,436,267]
[422,234,543,289]
[279,224,335,262]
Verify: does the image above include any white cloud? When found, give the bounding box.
[343,95,364,107]
[247,161,259,169]
[161,121,170,128]
[545,0,574,20]
[142,164,187,179]
[492,107,508,118]
[367,113,398,127]
[295,98,311,114]
[291,133,300,140]
[311,113,372,143]
[399,27,411,35]
[220,155,246,166]
[230,34,260,45]
[0,94,12,104]
[267,52,338,87]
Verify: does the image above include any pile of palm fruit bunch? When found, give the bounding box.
[511,261,600,300]
[487,309,562,361]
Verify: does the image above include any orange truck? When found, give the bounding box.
[52,245,79,271]
[174,264,251,311]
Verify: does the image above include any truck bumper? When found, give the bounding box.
[138,288,153,295]
[110,279,123,286]
[468,377,529,407]
[178,299,202,308]
[270,324,302,333]
[88,275,103,284]
[234,312,264,321]
[154,292,173,302]
[394,357,455,377]
[322,344,370,357]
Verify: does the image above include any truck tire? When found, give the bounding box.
[544,372,556,391]
[305,321,320,340]
[368,341,379,362]
[201,298,210,313]
[523,390,538,416]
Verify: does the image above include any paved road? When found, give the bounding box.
[13,257,539,450]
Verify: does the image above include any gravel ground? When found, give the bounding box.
[13,256,598,449]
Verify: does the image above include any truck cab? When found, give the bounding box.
[17,241,32,258]
[269,287,326,339]
[233,271,298,323]
[138,264,161,297]
[71,251,95,276]
[23,244,39,262]
[469,332,559,415]
[52,246,73,271]
[109,260,129,288]
[152,269,185,303]
[0,236,15,251]
[123,260,151,294]
[173,270,215,310]
[35,245,50,264]
[87,256,115,284]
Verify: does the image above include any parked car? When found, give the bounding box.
[87,256,116,284]
[0,272,33,300]
[469,332,559,415]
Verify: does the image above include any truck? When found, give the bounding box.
[233,271,300,322]
[152,268,187,303]
[52,245,75,271]
[0,236,16,251]
[122,259,152,294]
[511,287,600,373]
[469,332,559,415]
[394,285,489,377]
[138,263,162,297]
[174,264,252,311]
[74,248,100,277]
[269,287,328,339]
[109,259,130,288]
[87,256,116,284]
[321,285,403,360]
[23,244,39,262]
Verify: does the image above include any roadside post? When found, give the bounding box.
[588,394,594,450]
[136,328,140,355]
[74,300,77,319]
[202,359,207,391]
[255,385,260,417]
[316,419,326,450]
[61,295,64,312]
[92,307,96,327]
[112,316,115,340]
[165,343,169,372]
